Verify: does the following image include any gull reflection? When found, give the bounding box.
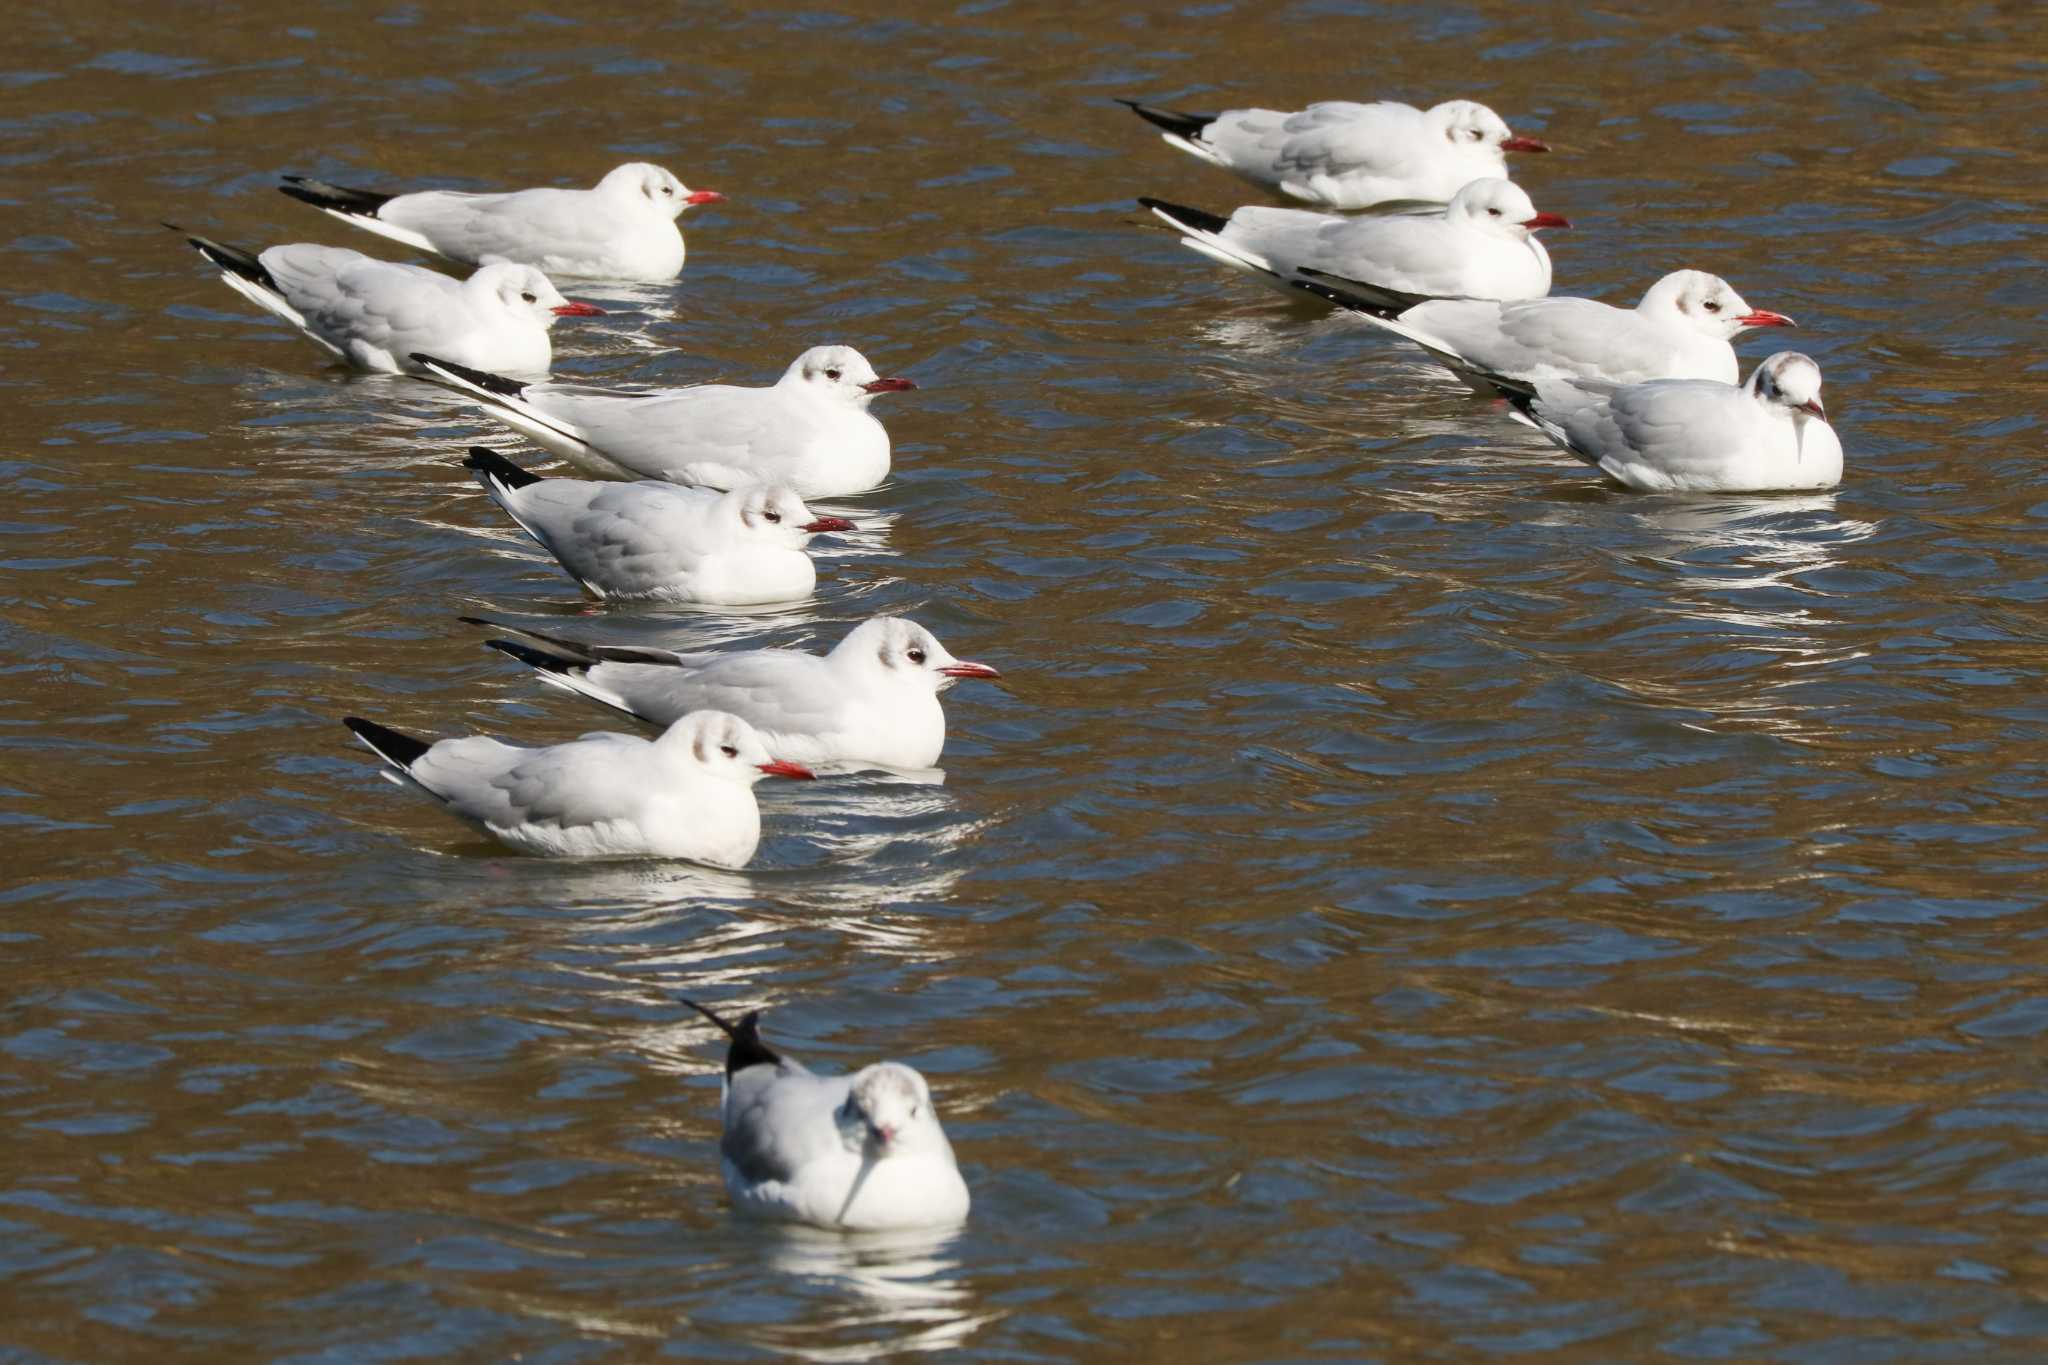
[734,1223,997,1362]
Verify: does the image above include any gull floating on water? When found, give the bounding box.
[462,447,850,605]
[1118,96,1549,210]
[682,998,970,1231]
[470,614,1000,772]
[177,232,602,376]
[1513,350,1844,493]
[418,347,915,499]
[280,163,723,282]
[342,710,812,864]
[1141,177,1563,309]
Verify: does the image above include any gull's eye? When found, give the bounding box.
[521,291,537,303]
[1487,207,1501,217]
[825,368,842,381]
[908,647,927,665]
[1704,300,1722,313]
[764,510,781,523]
[662,185,674,195]
[719,744,738,759]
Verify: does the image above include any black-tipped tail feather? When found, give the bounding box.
[486,638,588,675]
[343,716,431,769]
[681,998,784,1076]
[280,174,395,219]
[1137,196,1231,236]
[1117,98,1216,140]
[175,228,277,291]
[463,446,544,491]
[416,353,529,398]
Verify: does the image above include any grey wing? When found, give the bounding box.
[381,186,607,264]
[465,732,660,829]
[532,387,806,482]
[721,1063,846,1186]
[263,247,454,353]
[1271,101,1417,181]
[1597,382,1753,477]
[637,652,843,734]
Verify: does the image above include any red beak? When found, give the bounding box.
[1735,309,1796,329]
[757,760,815,780]
[683,190,725,206]
[1798,399,1826,419]
[551,301,607,316]
[861,377,917,394]
[801,516,856,533]
[1501,135,1551,154]
[1521,212,1571,231]
[937,661,1001,680]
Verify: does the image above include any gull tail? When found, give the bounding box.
[1117,97,1216,140]
[481,634,673,726]
[343,716,431,772]
[1138,197,1297,293]
[463,445,545,493]
[172,225,319,337]
[1292,266,1436,319]
[681,998,784,1075]
[419,356,595,465]
[279,174,442,258]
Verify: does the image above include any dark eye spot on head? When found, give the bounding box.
[1705,300,1721,312]
[521,291,537,303]
[1487,208,1500,216]
[719,744,738,759]
[908,647,926,665]
[662,185,674,195]
[764,511,780,523]
[825,368,842,381]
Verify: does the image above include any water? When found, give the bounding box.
[5,1,2047,1358]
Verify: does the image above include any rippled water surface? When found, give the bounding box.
[5,1,2048,1359]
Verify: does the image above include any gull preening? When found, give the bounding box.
[342,710,813,864]
[1141,178,1565,308]
[463,447,851,605]
[1311,269,1796,395]
[470,614,1001,772]
[418,347,916,499]
[682,998,970,1231]
[1515,351,1844,493]
[280,162,724,282]
[1118,96,1549,211]
[178,233,602,376]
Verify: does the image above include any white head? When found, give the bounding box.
[595,162,724,220]
[1638,270,1796,340]
[1446,178,1570,238]
[829,617,1001,692]
[837,1061,947,1156]
[467,263,605,329]
[711,482,855,547]
[1426,100,1549,159]
[779,345,919,406]
[658,709,813,783]
[1748,351,1828,422]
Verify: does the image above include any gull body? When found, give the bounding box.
[420,347,915,499]
[473,615,1001,771]
[463,448,849,605]
[280,162,723,282]
[683,1000,970,1232]
[1119,96,1549,210]
[1141,178,1563,309]
[1518,351,1844,493]
[342,710,814,865]
[179,234,600,376]
[1318,269,1796,395]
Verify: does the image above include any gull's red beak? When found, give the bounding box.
[552,301,607,316]
[683,190,725,206]
[757,760,815,780]
[801,516,857,533]
[1736,309,1797,329]
[1798,399,1826,419]
[861,377,917,394]
[1501,135,1551,154]
[1522,212,1571,231]
[937,661,1001,680]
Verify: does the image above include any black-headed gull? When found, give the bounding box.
[463,447,852,605]
[1118,96,1549,210]
[1141,178,1564,308]
[469,615,1000,772]
[280,163,723,282]
[1308,269,1796,395]
[1515,351,1843,493]
[418,348,916,499]
[682,999,969,1231]
[342,710,812,864]
[178,233,603,376]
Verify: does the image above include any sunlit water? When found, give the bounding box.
[4,2,2047,1359]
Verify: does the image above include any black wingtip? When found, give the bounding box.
[681,998,784,1076]
[415,353,529,398]
[485,638,584,675]
[462,446,544,491]
[180,230,277,291]
[343,716,432,769]
[1118,97,1216,140]
[1137,196,1231,236]
[279,174,395,218]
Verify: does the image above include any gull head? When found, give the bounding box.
[1642,270,1796,340]
[834,617,1002,693]
[1749,351,1828,422]
[1428,100,1548,157]
[1448,178,1569,238]
[721,482,856,545]
[840,1062,942,1154]
[471,264,605,327]
[784,345,918,406]
[598,162,724,219]
[661,709,814,783]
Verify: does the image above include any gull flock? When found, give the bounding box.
[177,92,1844,1234]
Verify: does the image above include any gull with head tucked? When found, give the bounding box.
[682,999,970,1232]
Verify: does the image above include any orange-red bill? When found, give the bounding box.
[552,301,607,316]
[938,661,1001,680]
[1502,135,1551,154]
[861,377,917,394]
[757,760,815,780]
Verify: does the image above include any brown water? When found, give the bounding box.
[5,1,2048,1359]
